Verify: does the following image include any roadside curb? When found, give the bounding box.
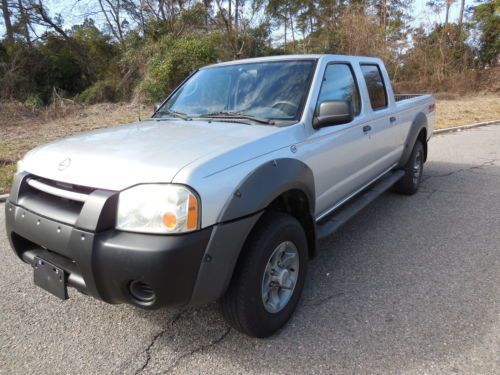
[0,194,8,203]
[434,119,500,135]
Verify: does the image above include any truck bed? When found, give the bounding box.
[393,93,436,139]
[394,93,430,102]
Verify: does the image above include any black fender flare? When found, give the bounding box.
[188,158,316,307]
[397,112,428,168]
[218,158,316,223]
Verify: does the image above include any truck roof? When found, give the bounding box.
[203,54,383,69]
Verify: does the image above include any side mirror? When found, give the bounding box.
[313,100,354,129]
[154,102,162,113]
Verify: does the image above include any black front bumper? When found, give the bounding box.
[4,172,216,309]
[5,199,212,308]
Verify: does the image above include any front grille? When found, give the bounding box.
[27,175,96,200]
[17,174,99,225]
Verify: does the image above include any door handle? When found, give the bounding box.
[363,125,372,134]
[390,116,397,123]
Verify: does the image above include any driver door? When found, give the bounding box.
[302,63,377,219]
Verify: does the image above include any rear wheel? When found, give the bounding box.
[220,212,308,338]
[393,140,424,195]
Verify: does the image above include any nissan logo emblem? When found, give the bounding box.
[58,157,71,171]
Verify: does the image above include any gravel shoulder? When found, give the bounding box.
[0,125,499,374]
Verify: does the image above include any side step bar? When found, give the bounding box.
[316,170,405,240]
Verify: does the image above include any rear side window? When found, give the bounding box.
[317,63,361,116]
[361,64,388,110]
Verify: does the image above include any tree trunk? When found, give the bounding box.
[157,0,166,21]
[283,14,287,53]
[234,0,238,28]
[379,0,387,29]
[457,0,465,37]
[289,10,296,52]
[17,0,32,46]
[458,0,465,24]
[99,0,124,43]
[203,0,210,27]
[114,0,124,42]
[1,0,14,43]
[214,0,237,57]
[444,0,452,27]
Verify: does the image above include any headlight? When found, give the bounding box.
[116,184,200,234]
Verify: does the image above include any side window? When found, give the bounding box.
[360,64,388,110]
[317,64,361,116]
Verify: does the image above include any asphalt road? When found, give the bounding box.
[1,125,499,375]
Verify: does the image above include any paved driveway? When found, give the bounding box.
[1,125,499,375]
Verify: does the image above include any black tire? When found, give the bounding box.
[393,140,424,195]
[220,211,308,338]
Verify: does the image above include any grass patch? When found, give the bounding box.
[0,143,18,162]
[0,164,15,194]
[436,95,500,129]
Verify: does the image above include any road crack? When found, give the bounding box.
[422,158,499,182]
[134,309,188,375]
[420,188,438,200]
[134,328,168,375]
[420,187,499,199]
[164,327,231,374]
[134,307,230,375]
[303,292,345,307]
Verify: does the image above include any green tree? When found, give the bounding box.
[142,33,218,101]
[472,0,500,67]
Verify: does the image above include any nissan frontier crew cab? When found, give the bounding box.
[5,55,435,337]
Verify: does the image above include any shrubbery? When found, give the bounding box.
[0,0,498,107]
[142,34,218,102]
[76,80,118,104]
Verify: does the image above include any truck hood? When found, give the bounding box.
[22,119,282,191]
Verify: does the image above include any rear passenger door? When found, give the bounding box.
[359,64,401,174]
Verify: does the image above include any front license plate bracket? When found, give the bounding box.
[33,257,68,300]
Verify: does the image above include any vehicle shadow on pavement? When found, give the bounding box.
[128,159,499,374]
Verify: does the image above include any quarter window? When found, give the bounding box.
[360,64,388,110]
[317,64,361,116]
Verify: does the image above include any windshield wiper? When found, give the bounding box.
[156,109,190,120]
[197,111,274,125]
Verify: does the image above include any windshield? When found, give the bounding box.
[155,60,315,123]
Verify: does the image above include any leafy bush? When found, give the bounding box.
[76,80,118,104]
[25,94,44,109]
[141,33,218,102]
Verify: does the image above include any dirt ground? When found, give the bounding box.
[1,95,499,193]
[435,95,500,129]
[0,102,139,192]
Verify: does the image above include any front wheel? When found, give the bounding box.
[393,140,424,195]
[220,212,308,338]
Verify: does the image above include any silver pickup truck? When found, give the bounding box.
[5,55,435,337]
